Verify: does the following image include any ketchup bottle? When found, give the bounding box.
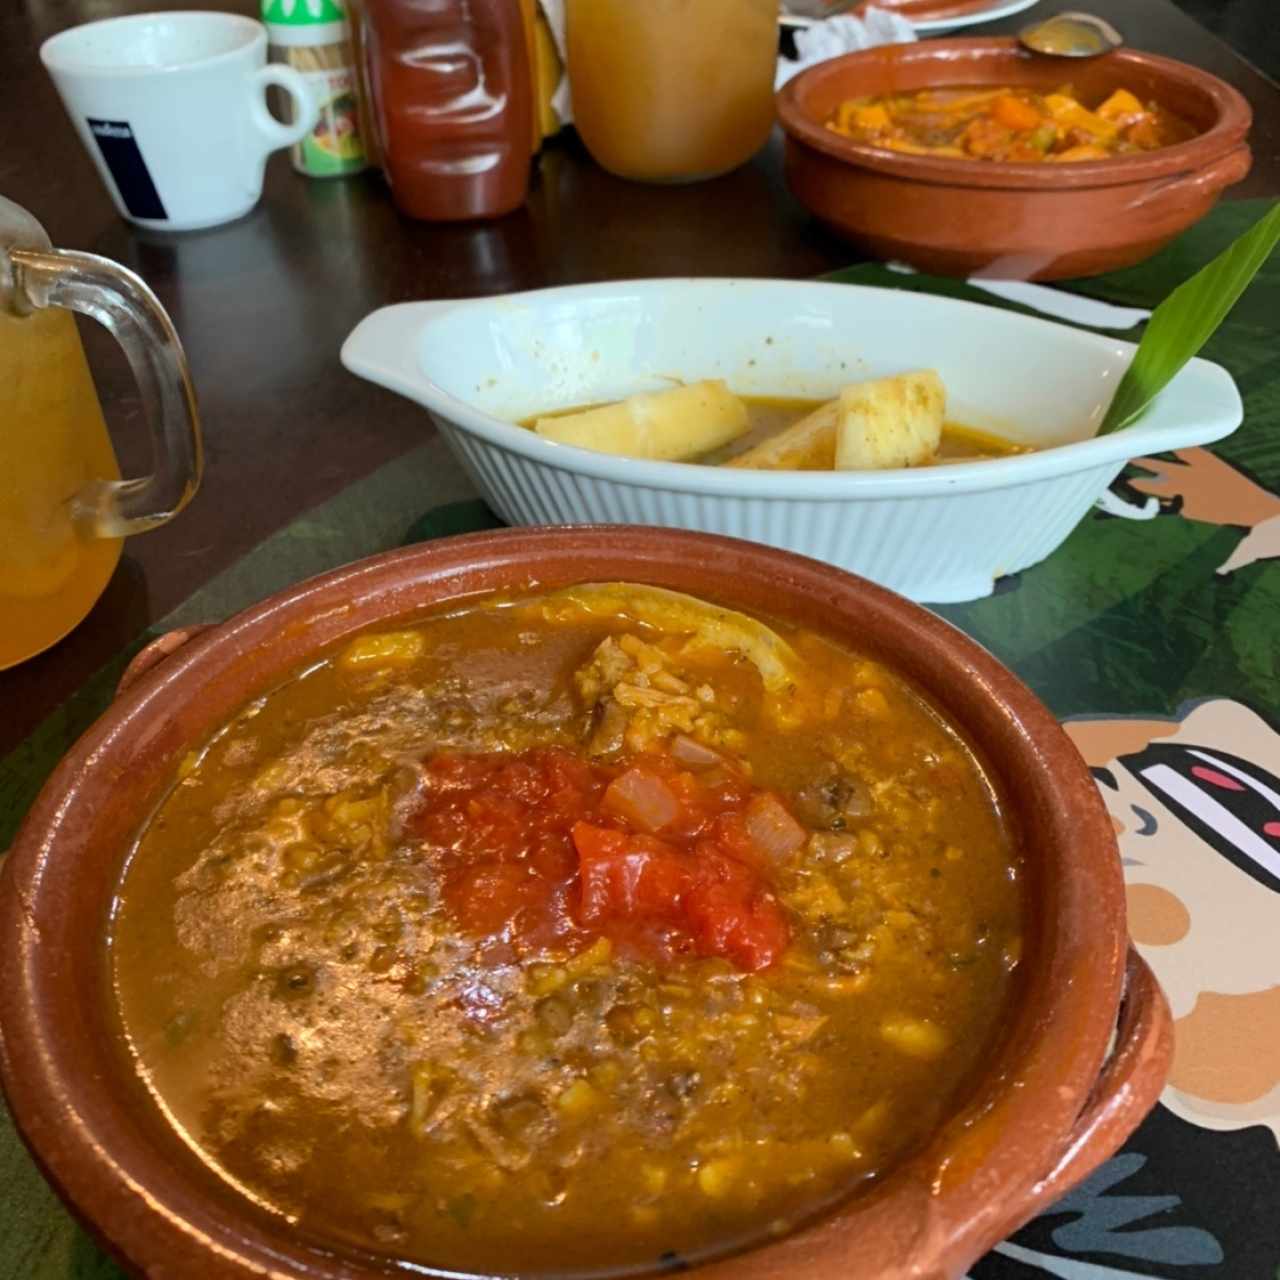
[361,0,533,221]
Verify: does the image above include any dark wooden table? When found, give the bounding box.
[2,0,1278,751]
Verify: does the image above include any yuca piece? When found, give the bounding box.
[835,370,945,470]
[724,399,840,470]
[533,380,748,462]
[726,369,945,472]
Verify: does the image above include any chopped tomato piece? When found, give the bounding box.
[685,875,789,972]
[573,823,691,923]
[703,811,761,869]
[572,823,788,972]
[409,744,799,971]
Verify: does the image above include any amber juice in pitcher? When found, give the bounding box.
[0,308,124,667]
[1,194,202,670]
[566,0,779,182]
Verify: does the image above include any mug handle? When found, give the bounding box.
[8,248,203,537]
[251,63,321,153]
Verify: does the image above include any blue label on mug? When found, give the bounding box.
[86,119,167,221]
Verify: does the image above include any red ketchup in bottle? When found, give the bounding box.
[360,0,533,221]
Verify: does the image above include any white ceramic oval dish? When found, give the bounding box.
[341,279,1241,603]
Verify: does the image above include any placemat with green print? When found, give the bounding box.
[2,199,1278,1280]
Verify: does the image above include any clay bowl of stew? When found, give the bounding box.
[0,528,1172,1279]
[777,38,1252,279]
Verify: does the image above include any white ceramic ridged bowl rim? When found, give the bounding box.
[341,278,1243,500]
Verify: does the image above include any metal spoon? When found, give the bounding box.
[1018,11,1123,57]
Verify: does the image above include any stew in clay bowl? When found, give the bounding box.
[778,39,1252,279]
[0,529,1172,1279]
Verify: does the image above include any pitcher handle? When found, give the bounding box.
[7,247,203,538]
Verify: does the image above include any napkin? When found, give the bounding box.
[536,0,573,125]
[884,265,1155,330]
[776,9,917,89]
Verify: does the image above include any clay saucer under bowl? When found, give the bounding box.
[0,528,1171,1278]
[778,38,1252,280]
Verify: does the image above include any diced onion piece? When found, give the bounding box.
[744,793,807,860]
[671,734,724,769]
[602,768,680,833]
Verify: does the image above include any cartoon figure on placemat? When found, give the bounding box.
[968,697,1280,1279]
[1065,699,1280,1140]
[1121,448,1280,575]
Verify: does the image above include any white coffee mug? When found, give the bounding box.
[41,12,318,232]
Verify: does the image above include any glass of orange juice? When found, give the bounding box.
[566,0,779,183]
[1,195,202,669]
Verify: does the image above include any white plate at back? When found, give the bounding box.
[912,0,1040,33]
[780,0,1040,32]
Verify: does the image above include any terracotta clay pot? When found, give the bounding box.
[0,528,1171,1279]
[777,39,1252,280]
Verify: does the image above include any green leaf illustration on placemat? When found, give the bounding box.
[402,499,503,546]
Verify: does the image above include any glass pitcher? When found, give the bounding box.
[0,196,202,669]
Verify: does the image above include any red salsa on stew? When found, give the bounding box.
[412,746,794,971]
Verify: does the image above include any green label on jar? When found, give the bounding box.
[293,67,367,177]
